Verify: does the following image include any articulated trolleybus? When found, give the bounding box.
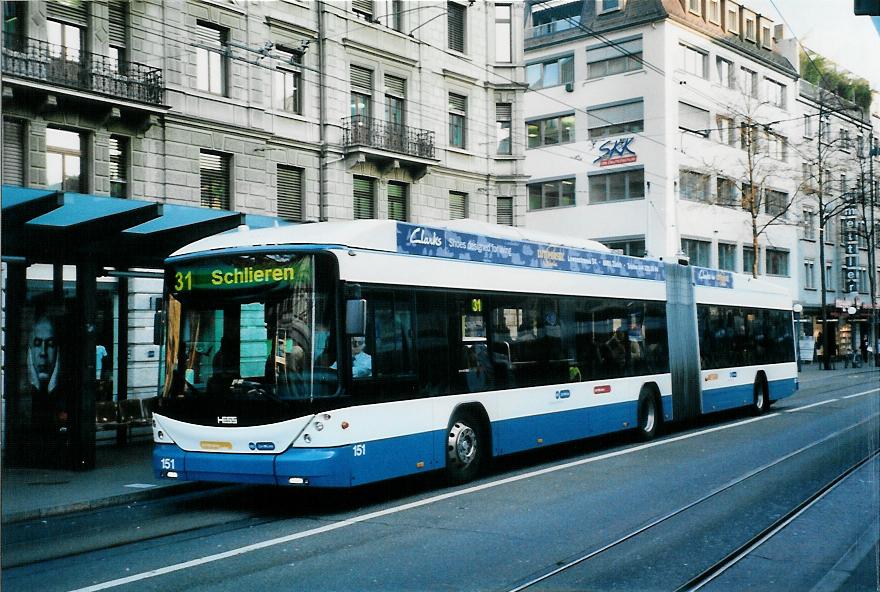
[153,220,797,487]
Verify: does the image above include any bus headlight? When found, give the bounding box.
[314,422,324,431]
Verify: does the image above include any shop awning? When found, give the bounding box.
[1,185,292,269]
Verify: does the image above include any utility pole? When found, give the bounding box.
[869,133,878,363]
[818,107,832,369]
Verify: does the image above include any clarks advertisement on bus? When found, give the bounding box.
[397,223,665,281]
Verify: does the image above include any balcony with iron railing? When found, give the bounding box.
[2,35,163,105]
[342,116,436,179]
[526,16,582,39]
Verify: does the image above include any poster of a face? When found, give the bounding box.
[28,314,60,393]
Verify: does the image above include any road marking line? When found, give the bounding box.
[786,400,838,413]
[843,388,880,400]
[66,390,876,592]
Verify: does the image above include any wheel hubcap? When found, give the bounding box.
[643,402,655,433]
[448,422,477,467]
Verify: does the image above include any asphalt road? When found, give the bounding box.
[2,369,878,592]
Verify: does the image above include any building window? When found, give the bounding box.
[718,243,737,271]
[599,0,621,12]
[765,132,787,160]
[200,151,231,210]
[766,249,789,276]
[682,238,710,267]
[589,168,644,203]
[526,55,574,89]
[46,128,82,192]
[679,102,710,136]
[741,67,758,98]
[602,238,645,257]
[804,260,815,289]
[47,19,83,62]
[277,165,304,221]
[680,170,711,202]
[707,0,721,23]
[195,22,228,96]
[765,78,785,108]
[108,1,128,73]
[765,189,788,216]
[385,74,406,128]
[447,1,466,53]
[450,191,468,219]
[390,0,404,32]
[803,210,816,240]
[716,57,734,88]
[825,262,834,290]
[350,65,373,118]
[716,115,736,146]
[109,135,128,198]
[3,1,26,50]
[497,195,514,225]
[387,181,408,221]
[761,23,773,49]
[743,246,756,275]
[353,176,375,219]
[495,4,511,63]
[681,44,707,78]
[529,178,575,210]
[2,118,25,186]
[726,3,739,33]
[527,113,575,148]
[587,99,643,139]
[803,114,813,138]
[716,177,739,206]
[352,0,373,19]
[587,37,642,79]
[687,0,701,15]
[448,93,467,148]
[495,102,512,155]
[839,128,851,151]
[273,47,303,114]
[744,12,756,41]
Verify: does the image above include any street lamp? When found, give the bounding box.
[793,303,804,371]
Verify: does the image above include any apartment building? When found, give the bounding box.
[0,0,526,467]
[521,0,878,357]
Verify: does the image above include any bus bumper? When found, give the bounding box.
[153,444,352,488]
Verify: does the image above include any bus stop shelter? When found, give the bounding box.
[2,185,288,470]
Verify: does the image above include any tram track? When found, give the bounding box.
[504,413,880,592]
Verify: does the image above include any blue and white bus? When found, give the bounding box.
[152,220,797,487]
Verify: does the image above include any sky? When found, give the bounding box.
[744,0,880,91]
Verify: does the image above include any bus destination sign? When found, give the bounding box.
[171,261,299,293]
[396,223,665,282]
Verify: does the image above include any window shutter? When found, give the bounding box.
[277,166,304,221]
[384,74,406,97]
[108,1,127,47]
[387,181,407,221]
[353,176,375,219]
[352,0,373,17]
[351,65,373,92]
[196,22,225,47]
[679,102,710,134]
[200,151,230,210]
[496,196,513,225]
[587,37,642,63]
[588,100,642,129]
[449,191,467,220]
[447,2,465,52]
[449,93,467,113]
[47,0,88,25]
[2,119,24,186]
[495,103,512,121]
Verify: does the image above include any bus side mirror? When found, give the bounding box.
[153,310,166,345]
[346,299,367,336]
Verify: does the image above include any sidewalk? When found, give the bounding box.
[1,437,208,524]
[1,363,875,525]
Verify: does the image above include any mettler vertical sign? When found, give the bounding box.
[841,199,859,293]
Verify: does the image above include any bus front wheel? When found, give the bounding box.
[446,413,483,485]
[637,392,659,441]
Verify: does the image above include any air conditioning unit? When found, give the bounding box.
[564,81,574,92]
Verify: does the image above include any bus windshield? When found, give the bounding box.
[160,253,338,408]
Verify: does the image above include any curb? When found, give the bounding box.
[2,481,222,525]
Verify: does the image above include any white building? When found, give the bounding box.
[523,0,804,295]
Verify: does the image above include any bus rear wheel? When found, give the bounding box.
[752,378,769,415]
[446,413,483,485]
[637,392,659,441]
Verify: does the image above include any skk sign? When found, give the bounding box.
[593,137,637,167]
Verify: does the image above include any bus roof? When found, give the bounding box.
[170,219,612,258]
